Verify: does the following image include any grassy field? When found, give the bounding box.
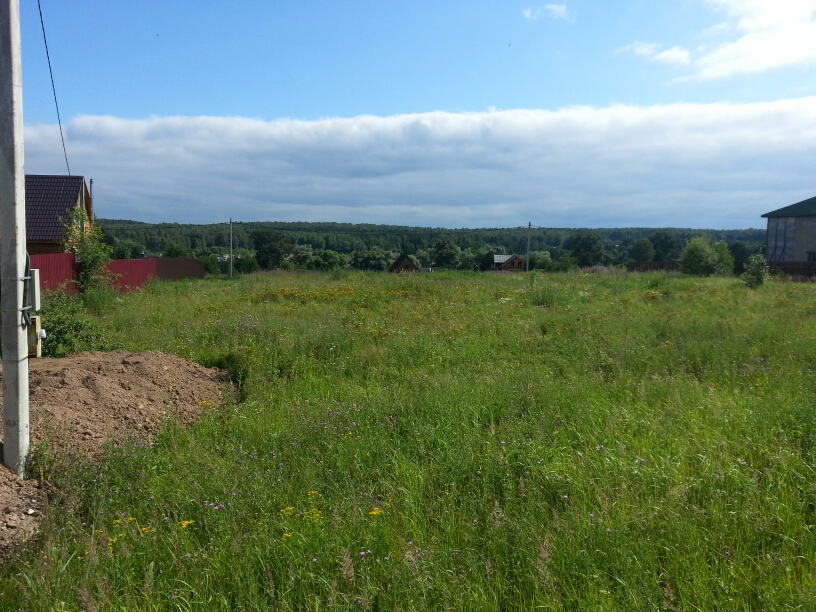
[3,270,816,610]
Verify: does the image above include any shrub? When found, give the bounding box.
[39,291,118,357]
[711,241,735,275]
[742,254,769,289]
[61,208,113,292]
[162,242,188,258]
[681,237,734,276]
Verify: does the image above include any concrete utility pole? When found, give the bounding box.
[229,218,233,278]
[0,0,29,476]
[525,222,531,272]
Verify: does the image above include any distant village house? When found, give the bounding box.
[25,175,92,255]
[389,254,420,273]
[492,254,525,272]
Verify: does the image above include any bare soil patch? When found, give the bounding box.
[0,351,225,558]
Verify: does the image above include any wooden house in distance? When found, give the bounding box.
[492,254,525,272]
[388,254,420,273]
[25,175,93,255]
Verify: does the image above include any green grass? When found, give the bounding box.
[4,270,816,610]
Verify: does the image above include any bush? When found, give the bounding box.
[711,241,735,275]
[62,208,113,292]
[742,254,769,289]
[680,237,734,276]
[234,255,261,274]
[162,242,189,258]
[39,291,118,357]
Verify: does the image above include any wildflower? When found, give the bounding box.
[282,533,292,539]
[368,508,383,517]
[127,517,136,522]
[141,527,153,533]
[281,507,295,516]
[180,520,194,529]
[303,508,324,522]
[308,490,321,499]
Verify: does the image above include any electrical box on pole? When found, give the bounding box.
[0,0,30,476]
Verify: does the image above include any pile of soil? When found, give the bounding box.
[0,351,226,557]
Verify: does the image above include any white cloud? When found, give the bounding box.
[627,0,816,79]
[23,100,816,228]
[618,42,659,57]
[655,46,693,66]
[545,4,570,20]
[524,5,572,21]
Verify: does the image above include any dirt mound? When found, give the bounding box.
[0,351,226,557]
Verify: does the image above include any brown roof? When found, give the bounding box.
[25,175,88,242]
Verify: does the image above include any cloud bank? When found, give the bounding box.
[24,99,816,228]
[625,0,816,80]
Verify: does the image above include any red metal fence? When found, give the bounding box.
[29,253,78,292]
[28,254,205,293]
[107,258,157,292]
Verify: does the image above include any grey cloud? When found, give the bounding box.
[23,99,816,228]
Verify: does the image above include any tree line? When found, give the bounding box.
[95,219,766,273]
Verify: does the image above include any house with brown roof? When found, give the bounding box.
[25,175,93,255]
[388,253,420,273]
[492,254,525,272]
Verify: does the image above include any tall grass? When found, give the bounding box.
[3,271,816,610]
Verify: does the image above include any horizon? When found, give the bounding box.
[96,217,767,233]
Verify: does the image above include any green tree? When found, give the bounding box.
[306,249,347,270]
[432,238,461,268]
[530,251,553,271]
[742,254,768,289]
[162,241,188,258]
[681,237,724,276]
[711,241,735,275]
[61,208,112,292]
[112,239,143,260]
[567,231,604,267]
[651,231,683,261]
[234,255,260,274]
[628,238,655,262]
[351,248,396,271]
[250,229,291,269]
[728,241,750,264]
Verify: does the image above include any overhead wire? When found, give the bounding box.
[37,0,70,175]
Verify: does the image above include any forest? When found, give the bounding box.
[96,219,766,271]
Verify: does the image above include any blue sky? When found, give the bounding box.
[19,1,816,228]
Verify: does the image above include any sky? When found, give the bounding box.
[18,0,816,228]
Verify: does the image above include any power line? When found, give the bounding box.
[37,0,70,175]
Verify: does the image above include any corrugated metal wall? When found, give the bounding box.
[107,259,157,292]
[155,257,205,281]
[29,253,77,292]
[28,255,204,293]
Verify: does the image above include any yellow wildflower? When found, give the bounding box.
[141,527,153,533]
[282,533,292,539]
[180,520,195,529]
[281,507,295,516]
[303,508,324,522]
[368,508,383,517]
